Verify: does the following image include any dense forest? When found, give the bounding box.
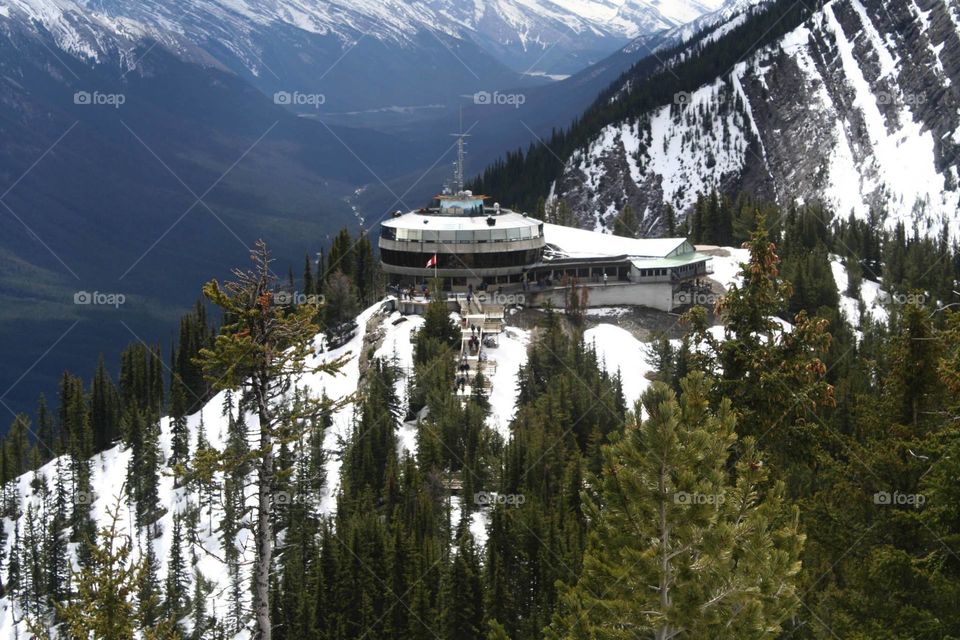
[0,197,959,638]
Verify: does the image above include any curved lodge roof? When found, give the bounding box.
[382,211,540,232]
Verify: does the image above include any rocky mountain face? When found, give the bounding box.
[554,0,960,238]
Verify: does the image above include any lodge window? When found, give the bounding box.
[381,249,540,269]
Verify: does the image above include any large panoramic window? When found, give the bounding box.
[381,249,540,269]
[383,223,541,244]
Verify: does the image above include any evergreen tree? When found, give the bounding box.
[165,513,189,624]
[51,497,177,640]
[612,204,638,238]
[547,373,804,639]
[199,240,345,640]
[90,355,120,451]
[36,393,56,461]
[323,271,359,347]
[440,529,484,640]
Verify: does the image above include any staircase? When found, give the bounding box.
[455,294,504,400]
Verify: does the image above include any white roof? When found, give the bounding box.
[383,211,540,231]
[543,223,690,259]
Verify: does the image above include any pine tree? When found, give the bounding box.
[5,413,31,478]
[662,202,677,236]
[190,569,213,640]
[138,539,163,630]
[198,240,345,640]
[36,393,56,461]
[303,253,315,296]
[440,529,484,640]
[54,498,144,639]
[169,379,190,481]
[46,458,70,604]
[165,513,188,624]
[323,271,359,347]
[547,373,804,639]
[90,355,120,451]
[612,204,638,238]
[687,215,833,487]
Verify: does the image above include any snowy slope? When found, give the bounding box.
[554,0,960,239]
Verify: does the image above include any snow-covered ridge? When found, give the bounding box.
[554,0,960,240]
[0,0,726,69]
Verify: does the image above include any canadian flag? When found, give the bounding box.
[425,254,437,268]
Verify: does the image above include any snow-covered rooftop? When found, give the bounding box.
[543,223,692,259]
[383,210,540,231]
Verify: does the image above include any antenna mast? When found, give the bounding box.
[450,107,470,194]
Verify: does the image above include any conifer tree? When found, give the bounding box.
[613,204,638,238]
[198,240,345,640]
[688,215,833,486]
[547,373,804,639]
[302,253,315,296]
[46,458,70,604]
[36,393,56,461]
[6,413,31,478]
[164,513,188,624]
[323,271,359,346]
[90,355,120,451]
[662,202,677,236]
[51,495,177,640]
[138,539,163,630]
[440,529,484,640]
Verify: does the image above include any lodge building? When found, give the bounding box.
[379,191,714,312]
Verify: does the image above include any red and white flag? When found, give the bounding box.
[425,254,437,268]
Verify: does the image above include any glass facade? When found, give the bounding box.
[381,248,540,270]
[382,223,542,244]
